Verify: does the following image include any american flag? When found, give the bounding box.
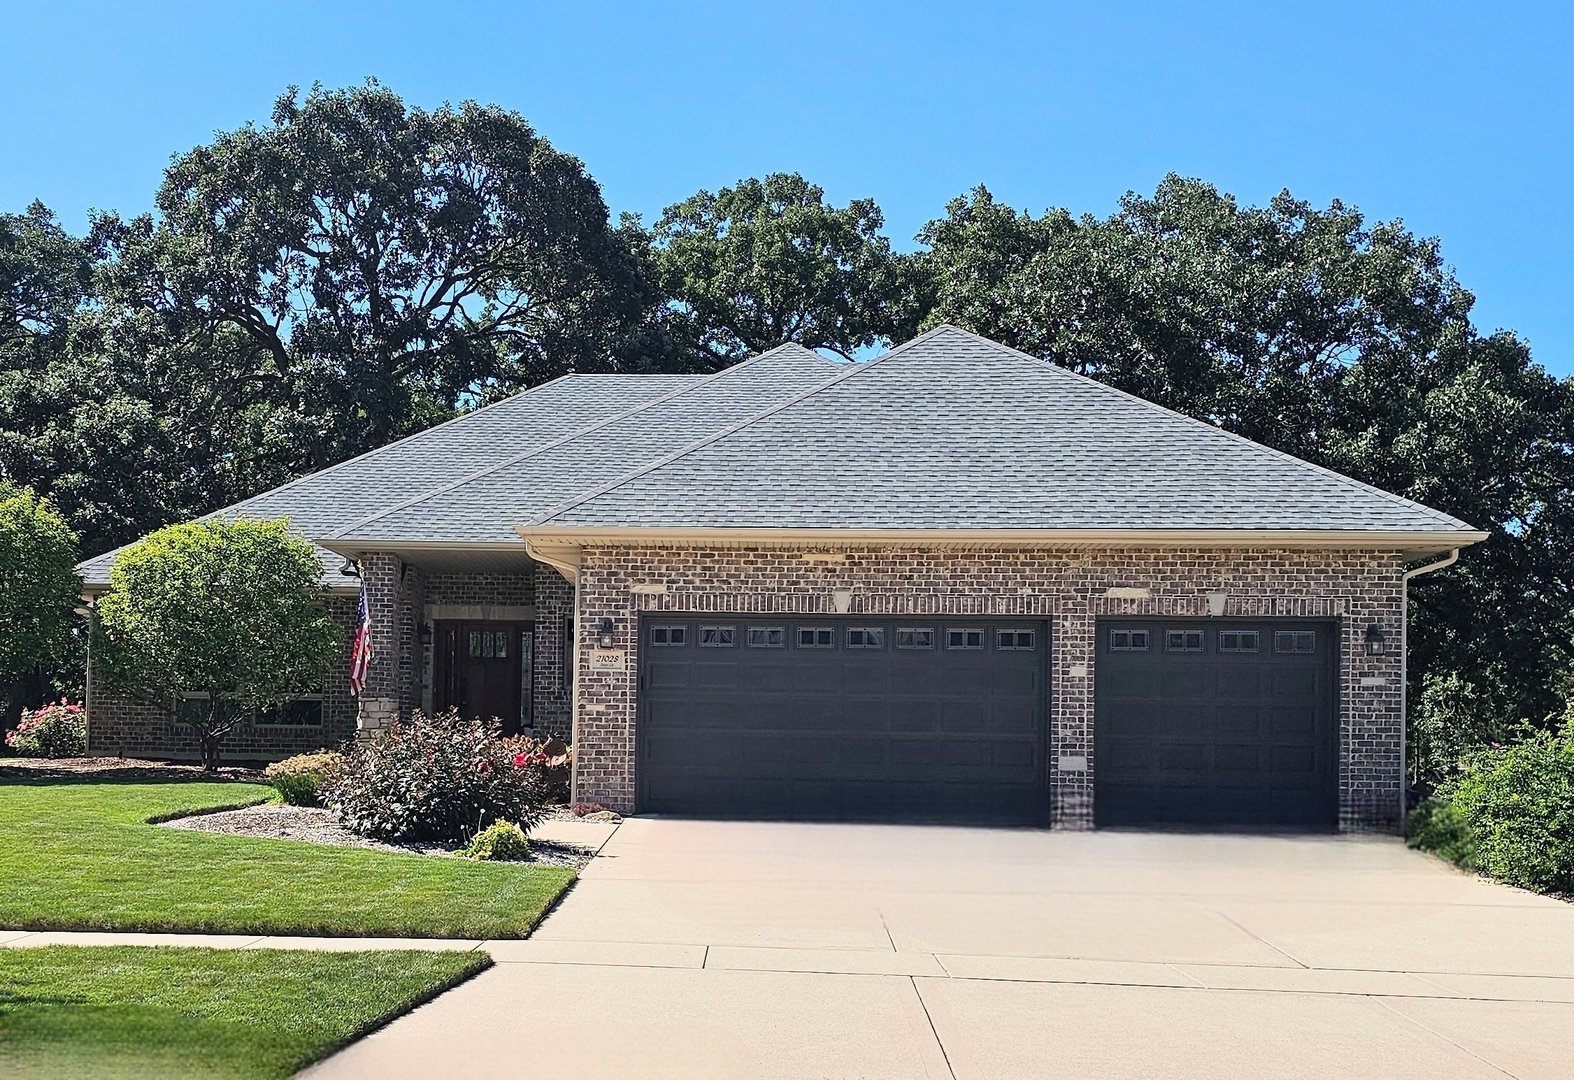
[349,581,372,696]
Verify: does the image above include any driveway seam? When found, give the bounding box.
[1207,906,1309,969]
[908,975,958,1080]
[1366,994,1523,1079]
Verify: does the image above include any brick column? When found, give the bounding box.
[532,561,575,737]
[356,554,402,734]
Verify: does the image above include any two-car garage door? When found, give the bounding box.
[635,613,1339,830]
[637,616,1050,824]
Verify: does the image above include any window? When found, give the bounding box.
[468,630,510,658]
[177,693,323,728]
[747,626,785,648]
[996,629,1036,650]
[846,627,885,649]
[1219,630,1259,653]
[946,628,984,650]
[1165,629,1205,652]
[1109,629,1150,651]
[650,625,688,647]
[895,627,935,649]
[699,625,736,648]
[1274,630,1316,654]
[796,626,835,648]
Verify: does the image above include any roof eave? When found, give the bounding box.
[515,525,1489,559]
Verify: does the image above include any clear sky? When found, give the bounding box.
[5,1,1570,371]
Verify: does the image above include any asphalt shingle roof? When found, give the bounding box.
[531,327,1477,535]
[78,327,1481,587]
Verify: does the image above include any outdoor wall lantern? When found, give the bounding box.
[338,558,361,578]
[1365,625,1388,655]
[596,618,616,649]
[417,622,433,646]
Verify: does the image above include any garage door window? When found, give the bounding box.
[796,627,835,648]
[846,627,885,649]
[1274,630,1316,654]
[699,625,737,647]
[895,627,935,649]
[946,628,984,650]
[650,625,689,647]
[1109,629,1150,651]
[747,626,785,648]
[996,629,1036,650]
[1219,630,1259,653]
[1164,629,1205,652]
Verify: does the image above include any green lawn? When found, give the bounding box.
[0,778,576,938]
[0,944,488,1079]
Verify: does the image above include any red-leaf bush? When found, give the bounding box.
[5,700,86,758]
[324,710,549,841]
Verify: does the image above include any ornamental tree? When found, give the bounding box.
[93,518,341,768]
[0,483,81,723]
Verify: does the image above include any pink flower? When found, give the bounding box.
[513,752,530,767]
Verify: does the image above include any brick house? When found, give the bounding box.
[78,326,1485,831]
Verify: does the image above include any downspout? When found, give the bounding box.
[1399,548,1460,828]
[523,539,583,806]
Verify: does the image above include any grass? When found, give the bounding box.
[0,777,576,938]
[0,944,489,1079]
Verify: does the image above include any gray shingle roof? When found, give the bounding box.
[530,327,1479,536]
[79,327,1483,588]
[324,343,841,546]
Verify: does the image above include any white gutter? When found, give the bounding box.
[1399,547,1461,828]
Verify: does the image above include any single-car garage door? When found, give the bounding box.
[638,616,1049,824]
[1095,619,1338,829]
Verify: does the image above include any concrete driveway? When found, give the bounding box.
[308,819,1574,1079]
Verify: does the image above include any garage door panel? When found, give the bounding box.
[1096,620,1336,830]
[640,617,1048,824]
[646,661,691,690]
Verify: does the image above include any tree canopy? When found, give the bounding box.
[93,518,342,767]
[0,483,80,721]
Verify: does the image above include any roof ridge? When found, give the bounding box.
[522,327,962,528]
[323,342,830,541]
[929,326,1477,532]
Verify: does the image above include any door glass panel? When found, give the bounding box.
[468,631,482,657]
[482,631,495,658]
[494,631,507,658]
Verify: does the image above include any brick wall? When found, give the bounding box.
[532,563,574,737]
[572,545,1408,831]
[85,593,359,762]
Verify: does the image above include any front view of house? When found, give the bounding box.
[78,327,1486,832]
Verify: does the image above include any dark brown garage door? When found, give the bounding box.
[637,616,1049,824]
[1095,619,1338,830]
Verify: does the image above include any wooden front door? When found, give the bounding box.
[434,621,532,734]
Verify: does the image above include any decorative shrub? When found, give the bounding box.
[1412,722,1574,893]
[264,751,344,807]
[456,820,531,861]
[324,710,550,842]
[500,734,573,803]
[1406,797,1476,869]
[5,700,87,758]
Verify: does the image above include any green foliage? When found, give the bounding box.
[648,172,911,364]
[0,778,575,937]
[93,518,342,768]
[1415,724,1574,893]
[264,751,344,807]
[5,699,86,757]
[0,483,80,689]
[0,945,487,1080]
[326,710,551,842]
[1406,797,1477,868]
[456,819,531,862]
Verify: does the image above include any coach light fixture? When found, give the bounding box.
[417,622,433,646]
[1365,625,1387,655]
[339,558,361,578]
[597,618,616,649]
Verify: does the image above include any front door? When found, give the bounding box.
[434,621,531,734]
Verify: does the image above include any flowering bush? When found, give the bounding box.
[456,819,531,861]
[324,710,550,842]
[265,751,344,807]
[5,700,87,758]
[501,735,573,803]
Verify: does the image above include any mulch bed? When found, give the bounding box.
[0,756,267,783]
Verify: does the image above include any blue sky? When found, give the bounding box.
[5,1,1571,371]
